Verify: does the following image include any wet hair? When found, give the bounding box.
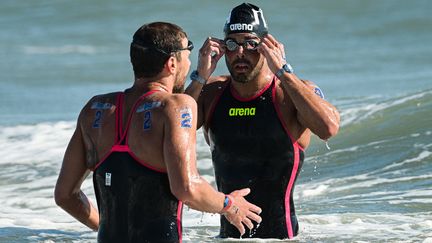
[130,22,187,78]
[223,3,268,37]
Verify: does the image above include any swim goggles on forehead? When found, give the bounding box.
[132,39,194,55]
[156,40,194,55]
[224,39,260,51]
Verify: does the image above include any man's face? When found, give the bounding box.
[224,33,264,84]
[173,38,192,93]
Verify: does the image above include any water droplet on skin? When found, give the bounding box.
[313,158,318,173]
[200,212,205,223]
[249,223,260,237]
[325,141,331,150]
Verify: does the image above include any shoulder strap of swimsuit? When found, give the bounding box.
[204,79,231,132]
[118,90,160,145]
[114,92,125,144]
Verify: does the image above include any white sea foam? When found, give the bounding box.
[327,174,431,193]
[403,150,431,163]
[197,158,214,171]
[382,150,431,171]
[339,90,432,127]
[0,121,218,241]
[0,119,430,242]
[297,166,432,202]
[307,135,403,162]
[0,121,74,165]
[301,184,329,197]
[299,212,432,242]
[183,208,219,227]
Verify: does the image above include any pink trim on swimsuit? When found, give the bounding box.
[271,78,302,238]
[177,201,183,243]
[93,90,165,173]
[230,79,272,102]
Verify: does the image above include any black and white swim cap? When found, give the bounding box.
[223,3,268,37]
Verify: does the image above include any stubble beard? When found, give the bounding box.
[227,59,263,84]
[173,70,185,94]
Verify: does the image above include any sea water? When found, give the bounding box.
[1,0,431,242]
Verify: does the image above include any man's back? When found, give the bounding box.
[79,90,192,242]
[80,90,173,170]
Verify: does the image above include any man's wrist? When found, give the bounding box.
[275,63,294,79]
[221,195,234,214]
[189,70,207,85]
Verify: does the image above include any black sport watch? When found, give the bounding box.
[275,63,294,78]
[189,70,207,85]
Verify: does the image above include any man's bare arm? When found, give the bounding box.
[259,34,340,140]
[280,77,340,140]
[54,120,99,231]
[185,37,225,101]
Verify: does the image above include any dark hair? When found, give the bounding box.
[130,22,187,78]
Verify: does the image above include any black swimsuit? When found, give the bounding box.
[92,91,183,243]
[208,79,304,239]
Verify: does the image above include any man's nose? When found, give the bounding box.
[235,45,246,57]
[237,44,245,53]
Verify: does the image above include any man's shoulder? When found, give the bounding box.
[297,80,324,98]
[276,78,316,86]
[276,78,325,100]
[201,75,230,98]
[275,79,319,93]
[79,92,119,118]
[207,75,230,84]
[162,93,197,110]
[90,92,120,103]
[165,93,195,103]
[158,94,197,128]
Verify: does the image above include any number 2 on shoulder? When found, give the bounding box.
[92,110,102,128]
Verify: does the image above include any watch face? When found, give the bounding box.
[284,63,293,73]
[276,63,294,78]
[190,70,206,84]
[191,71,198,80]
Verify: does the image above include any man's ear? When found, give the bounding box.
[165,56,177,74]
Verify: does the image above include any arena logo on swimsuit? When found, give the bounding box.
[228,107,256,116]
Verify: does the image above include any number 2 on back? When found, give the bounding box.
[93,110,102,128]
[143,111,151,130]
